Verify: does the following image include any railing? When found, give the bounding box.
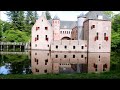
[0,51,29,55]
[0,42,26,45]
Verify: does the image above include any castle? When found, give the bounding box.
[31,11,111,52]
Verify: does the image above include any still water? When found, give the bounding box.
[0,50,119,74]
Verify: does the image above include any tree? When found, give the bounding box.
[112,14,120,32]
[2,28,29,42]
[33,11,39,20]
[104,11,114,19]
[6,11,26,31]
[45,11,51,20]
[25,11,36,35]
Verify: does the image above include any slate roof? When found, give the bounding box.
[85,11,111,21]
[53,15,60,20]
[48,11,110,29]
[48,20,77,29]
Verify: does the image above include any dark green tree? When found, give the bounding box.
[33,11,39,20]
[6,11,26,31]
[45,11,52,20]
[25,11,36,35]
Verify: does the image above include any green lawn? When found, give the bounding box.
[0,71,120,79]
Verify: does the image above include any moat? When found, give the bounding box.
[0,50,119,75]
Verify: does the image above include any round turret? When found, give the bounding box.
[77,12,86,27]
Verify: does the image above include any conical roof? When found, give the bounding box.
[53,15,60,20]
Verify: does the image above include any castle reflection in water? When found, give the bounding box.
[31,50,110,74]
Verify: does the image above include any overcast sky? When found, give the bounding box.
[0,11,120,21]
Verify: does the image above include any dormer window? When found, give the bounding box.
[97,15,103,19]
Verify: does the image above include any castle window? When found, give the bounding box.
[45,59,48,65]
[91,25,95,29]
[61,31,62,34]
[67,31,68,34]
[95,32,99,41]
[55,21,57,23]
[36,69,39,72]
[63,31,64,34]
[104,33,108,41]
[56,55,58,58]
[36,27,40,30]
[35,37,37,41]
[35,44,37,47]
[56,45,58,49]
[42,20,43,22]
[65,31,66,34]
[44,69,47,73]
[45,27,48,30]
[64,55,67,58]
[69,31,70,34]
[81,46,84,49]
[45,35,48,41]
[99,55,100,58]
[64,46,67,49]
[48,45,49,47]
[37,35,39,40]
[34,58,37,62]
[81,55,83,58]
[73,55,75,58]
[73,46,75,49]
[35,52,37,55]
[36,59,38,65]
[99,46,101,49]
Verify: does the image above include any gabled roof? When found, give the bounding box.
[85,11,111,21]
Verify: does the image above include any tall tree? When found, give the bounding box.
[33,11,38,20]
[6,11,25,31]
[45,11,51,20]
[25,11,36,35]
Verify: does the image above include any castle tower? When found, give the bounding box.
[83,11,111,52]
[52,15,60,40]
[77,12,86,40]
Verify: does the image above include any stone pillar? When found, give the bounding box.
[7,45,8,51]
[20,45,21,51]
[1,45,2,51]
[13,45,15,51]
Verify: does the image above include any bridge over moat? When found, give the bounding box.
[0,42,30,51]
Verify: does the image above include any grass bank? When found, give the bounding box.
[0,71,120,79]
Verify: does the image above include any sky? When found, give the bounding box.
[0,11,120,21]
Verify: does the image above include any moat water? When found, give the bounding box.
[0,50,120,74]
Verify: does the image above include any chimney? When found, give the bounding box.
[42,12,46,18]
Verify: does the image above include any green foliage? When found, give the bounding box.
[45,11,52,20]
[104,11,114,18]
[2,28,29,42]
[0,54,31,74]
